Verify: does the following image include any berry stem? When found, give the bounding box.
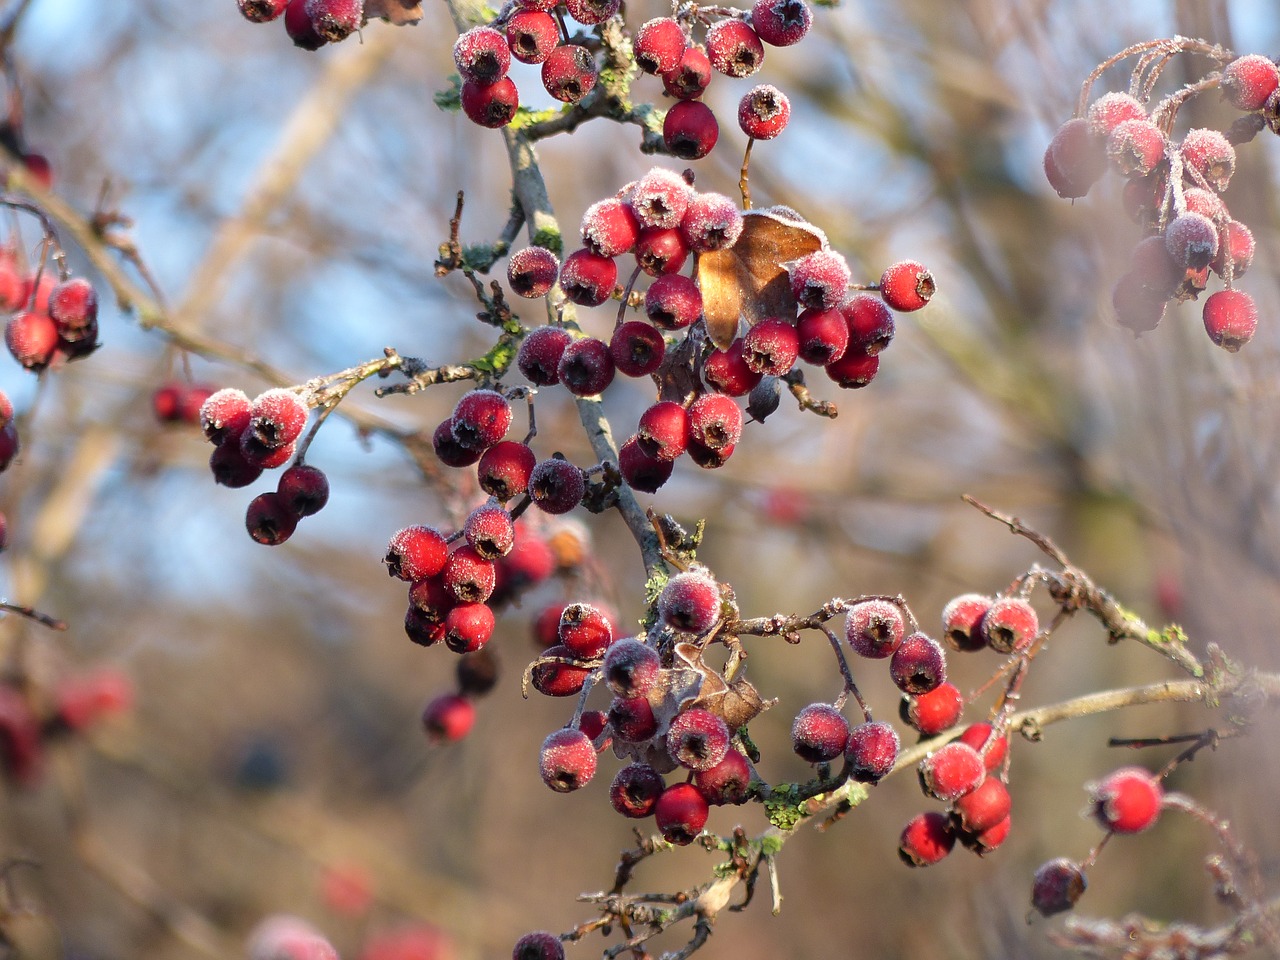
[738,138,755,210]
[0,600,68,631]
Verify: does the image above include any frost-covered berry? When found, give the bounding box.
[564,0,619,24]
[444,602,496,653]
[513,932,565,960]
[305,0,362,42]
[558,336,616,396]
[1031,858,1087,917]
[452,389,512,451]
[610,763,665,817]
[738,84,790,140]
[619,435,674,493]
[667,707,731,771]
[284,0,327,49]
[603,637,661,696]
[517,325,572,385]
[742,318,799,376]
[654,782,709,844]
[1221,54,1280,111]
[1106,118,1166,177]
[1090,766,1162,834]
[581,197,641,258]
[539,727,597,792]
[890,632,947,695]
[529,457,586,514]
[953,773,1011,834]
[844,598,906,659]
[796,307,849,366]
[903,681,963,735]
[558,602,613,659]
[1202,289,1258,352]
[48,277,98,342]
[238,0,289,21]
[635,226,691,276]
[919,741,985,801]
[608,695,658,741]
[663,46,712,100]
[842,294,896,354]
[704,340,763,396]
[791,703,849,763]
[559,249,617,306]
[506,10,558,64]
[634,17,686,75]
[644,274,701,330]
[679,192,743,253]
[454,26,510,84]
[249,389,309,450]
[957,721,1008,771]
[530,645,592,697]
[688,393,743,451]
[1181,127,1235,192]
[386,525,448,581]
[276,463,329,517]
[707,19,764,78]
[1165,212,1219,270]
[789,249,849,311]
[1044,118,1105,199]
[899,811,955,867]
[433,417,483,468]
[637,401,690,462]
[845,719,899,783]
[630,168,692,229]
[463,503,516,559]
[941,593,992,652]
[750,0,810,46]
[879,260,934,312]
[1086,92,1145,136]
[658,569,721,634]
[980,596,1039,654]
[507,246,560,298]
[1211,220,1255,279]
[541,44,597,102]
[200,387,252,445]
[442,545,497,604]
[610,321,666,377]
[663,100,719,160]
[694,749,753,804]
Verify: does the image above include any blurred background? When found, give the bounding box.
[1,0,1279,958]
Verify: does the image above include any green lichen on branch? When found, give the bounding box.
[469,320,523,377]
[530,223,563,257]
[763,783,807,831]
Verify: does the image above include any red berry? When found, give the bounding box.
[904,681,963,735]
[0,423,18,474]
[200,387,252,444]
[788,249,848,312]
[953,773,1011,834]
[608,695,658,741]
[634,17,686,75]
[980,596,1039,654]
[1031,858,1087,916]
[918,741,985,801]
[899,810,955,866]
[1044,118,1105,198]
[284,0,328,48]
[541,45,597,103]
[635,226,691,276]
[879,259,934,312]
[637,400,690,461]
[453,26,511,84]
[618,435,674,493]
[940,593,991,653]
[1106,118,1166,177]
[1202,289,1257,352]
[1180,127,1235,191]
[276,463,330,517]
[1111,272,1166,334]
[662,46,711,100]
[559,249,617,306]
[477,441,537,501]
[239,431,295,469]
[1221,54,1280,111]
[738,83,791,140]
[238,0,289,21]
[1086,92,1146,136]
[517,325,572,385]
[1090,766,1162,834]
[422,693,475,742]
[654,782,709,844]
[703,340,763,396]
[405,603,445,648]
[750,0,810,46]
[796,307,849,366]
[5,311,58,371]
[581,197,641,258]
[630,168,692,229]
[557,336,615,396]
[1128,235,1182,299]
[610,321,665,377]
[663,99,719,161]
[557,602,613,659]
[153,384,183,422]
[512,932,564,960]
[463,503,515,559]
[249,389,308,449]
[610,762,665,817]
[507,246,560,298]
[444,602,496,653]
[209,440,264,488]
[791,703,849,763]
[386,525,448,581]
[408,575,455,622]
[48,277,97,342]
[679,192,743,253]
[841,294,895,354]
[461,77,519,128]
[742,317,799,376]
[506,10,558,64]
[657,569,721,634]
[957,722,1008,772]
[1211,220,1255,279]
[529,457,586,514]
[442,544,497,603]
[530,645,592,697]
[687,393,742,451]
[539,727,597,792]
[452,389,512,451]
[667,707,731,771]
[245,493,300,546]
[844,598,906,659]
[645,274,702,329]
[305,0,362,41]
[603,638,661,696]
[707,19,764,78]
[493,530,555,598]
[0,248,25,312]
[890,632,947,695]
[963,814,1010,856]
[433,417,483,468]
[563,0,619,24]
[686,438,735,468]
[845,719,899,784]
[693,749,753,804]
[247,917,339,960]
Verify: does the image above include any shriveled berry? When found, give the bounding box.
[637,400,690,461]
[1089,766,1162,834]
[707,19,764,78]
[506,10,558,64]
[791,703,849,763]
[249,389,308,450]
[630,168,692,229]
[679,192,743,253]
[890,632,947,695]
[957,721,1008,771]
[529,457,586,514]
[478,441,537,501]
[904,681,963,735]
[421,693,475,742]
[1180,128,1235,191]
[899,810,955,866]
[841,294,896,354]
[619,435,674,493]
[512,931,564,960]
[667,708,731,771]
[463,503,515,559]
[603,637,661,696]
[663,100,719,161]
[1045,118,1105,199]
[539,727,597,792]
[635,226,690,276]
[1221,54,1280,111]
[276,463,329,517]
[246,493,299,546]
[541,45,597,103]
[1202,289,1257,352]
[940,593,991,653]
[654,782,709,844]
[442,545,497,603]
[662,45,711,100]
[453,26,510,84]
[305,0,362,42]
[953,773,1011,834]
[386,525,448,581]
[844,598,906,659]
[581,198,641,258]
[980,596,1038,654]
[742,317,799,376]
[919,741,985,801]
[517,325,572,385]
[846,719,899,783]
[703,340,763,396]
[608,695,658,741]
[1031,858,1087,916]
[634,17,686,75]
[1086,92,1145,136]
[694,749,753,805]
[559,249,617,306]
[507,246,560,298]
[750,0,810,46]
[557,336,615,396]
[687,393,742,451]
[657,569,721,634]
[558,602,613,659]
[200,387,252,444]
[879,260,934,312]
[610,763,665,817]
[610,321,665,377]
[444,602,495,653]
[530,645,592,697]
[433,417,483,468]
[738,84,790,140]
[1106,118,1167,177]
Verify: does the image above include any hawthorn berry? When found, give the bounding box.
[980,596,1039,654]
[1111,272,1166,334]
[791,703,849,763]
[452,390,512,451]
[608,695,658,741]
[662,46,712,100]
[247,917,339,960]
[249,389,308,450]
[841,294,896,354]
[276,463,330,517]
[284,0,327,48]
[48,277,97,342]
[890,632,947,695]
[750,0,811,46]
[845,720,900,783]
[879,260,934,312]
[1165,212,1219,270]
[610,762,666,817]
[1086,91,1146,136]
[953,773,1011,834]
[1089,766,1162,834]
[539,727,597,792]
[442,545,497,604]
[493,532,556,599]
[530,645,592,697]
[667,708,731,771]
[635,226,691,276]
[512,932,564,960]
[738,84,791,141]
[433,417,483,468]
[559,250,617,307]
[694,749,753,805]
[686,438,735,468]
[200,387,252,444]
[844,598,906,659]
[899,810,956,867]
[688,393,743,451]
[1031,858,1087,916]
[386,525,448,582]
[1211,220,1255,279]
[557,336,615,396]
[1202,289,1257,352]
[506,10,558,64]
[630,168,692,229]
[563,0,619,24]
[453,26,510,84]
[1180,128,1235,191]
[463,503,516,559]
[796,307,848,365]
[245,493,299,546]
[663,100,719,160]
[5,311,58,371]
[707,19,764,78]
[444,602,496,653]
[657,569,721,634]
[963,814,1010,856]
[742,318,800,376]
[305,0,362,42]
[541,45,597,103]
[940,593,991,652]
[654,782,709,844]
[957,721,1008,771]
[679,192,743,253]
[460,75,518,127]
[609,321,665,377]
[603,637,661,696]
[421,694,475,742]
[477,441,536,501]
[408,576,454,622]
[210,440,264,488]
[238,0,289,21]
[0,425,16,474]
[703,340,763,396]
[903,681,964,735]
[529,457,586,514]
[637,400,690,461]
[919,741,985,801]
[1221,54,1280,111]
[240,432,296,470]
[1044,118,1105,199]
[456,648,499,697]
[581,197,641,258]
[517,325,572,385]
[507,246,560,298]
[618,435,674,493]
[633,17,686,75]
[825,348,880,389]
[557,602,613,659]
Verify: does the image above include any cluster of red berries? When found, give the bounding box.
[0,248,100,372]
[1046,47,1278,350]
[0,666,133,787]
[235,0,370,50]
[503,166,934,492]
[198,387,330,545]
[152,381,218,426]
